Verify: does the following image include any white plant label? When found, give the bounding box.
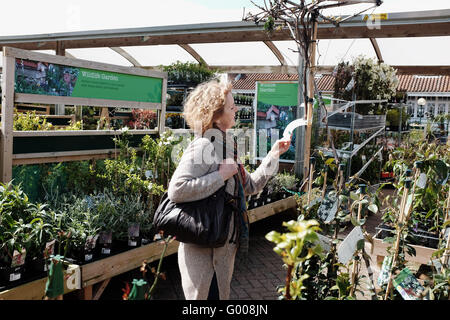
[403,194,413,220]
[9,273,21,282]
[417,173,427,189]
[66,264,81,290]
[317,234,332,253]
[282,119,307,139]
[337,226,364,265]
[128,240,137,247]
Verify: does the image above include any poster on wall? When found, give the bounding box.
[255,81,299,163]
[14,58,163,103]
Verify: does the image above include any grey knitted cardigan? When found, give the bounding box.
[167,134,279,300]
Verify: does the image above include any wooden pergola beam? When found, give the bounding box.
[109,47,142,66]
[263,40,287,65]
[0,10,448,51]
[178,44,208,66]
[369,38,383,63]
[2,22,448,51]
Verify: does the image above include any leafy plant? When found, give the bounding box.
[161,61,218,86]
[266,219,323,300]
[14,110,54,131]
[333,55,398,115]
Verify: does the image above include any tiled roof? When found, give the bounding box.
[397,75,450,93]
[230,73,450,93]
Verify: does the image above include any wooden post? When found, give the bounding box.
[321,169,328,199]
[159,77,168,134]
[55,41,66,116]
[302,19,318,179]
[1,49,15,183]
[384,177,412,300]
[98,107,110,129]
[442,188,450,266]
[307,159,315,205]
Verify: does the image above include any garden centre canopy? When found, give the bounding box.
[0,0,449,75]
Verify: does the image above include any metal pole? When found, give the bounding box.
[294,53,305,178]
[347,90,357,179]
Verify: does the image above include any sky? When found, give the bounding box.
[0,0,449,68]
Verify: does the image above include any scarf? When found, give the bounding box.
[214,127,249,262]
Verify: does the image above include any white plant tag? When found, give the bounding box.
[282,119,307,139]
[128,240,137,246]
[403,194,413,220]
[66,264,81,290]
[337,226,364,265]
[9,273,21,282]
[317,234,331,253]
[416,173,427,189]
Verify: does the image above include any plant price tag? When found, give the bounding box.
[337,226,364,265]
[377,255,393,286]
[66,264,81,290]
[416,173,427,189]
[9,273,21,282]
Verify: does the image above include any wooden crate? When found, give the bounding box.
[369,232,436,266]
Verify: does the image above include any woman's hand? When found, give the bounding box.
[269,136,292,158]
[218,158,238,181]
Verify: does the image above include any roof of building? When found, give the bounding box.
[230,73,450,94]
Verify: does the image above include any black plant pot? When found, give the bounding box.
[25,257,49,278]
[113,240,130,254]
[375,223,395,239]
[413,229,440,249]
[98,242,113,258]
[128,236,142,248]
[0,265,25,287]
[70,247,97,265]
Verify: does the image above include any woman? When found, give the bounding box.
[167,79,291,300]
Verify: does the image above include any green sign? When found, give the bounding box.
[255,81,299,162]
[256,82,298,107]
[15,59,162,103]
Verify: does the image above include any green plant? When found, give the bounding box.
[386,107,409,127]
[161,61,218,86]
[266,219,323,300]
[13,110,54,131]
[333,56,398,115]
[0,182,52,266]
[385,137,449,234]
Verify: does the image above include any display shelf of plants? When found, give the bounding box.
[261,56,449,301]
[0,128,182,295]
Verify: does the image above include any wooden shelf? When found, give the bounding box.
[247,195,297,223]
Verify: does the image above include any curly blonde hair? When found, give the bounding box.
[183,80,232,134]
